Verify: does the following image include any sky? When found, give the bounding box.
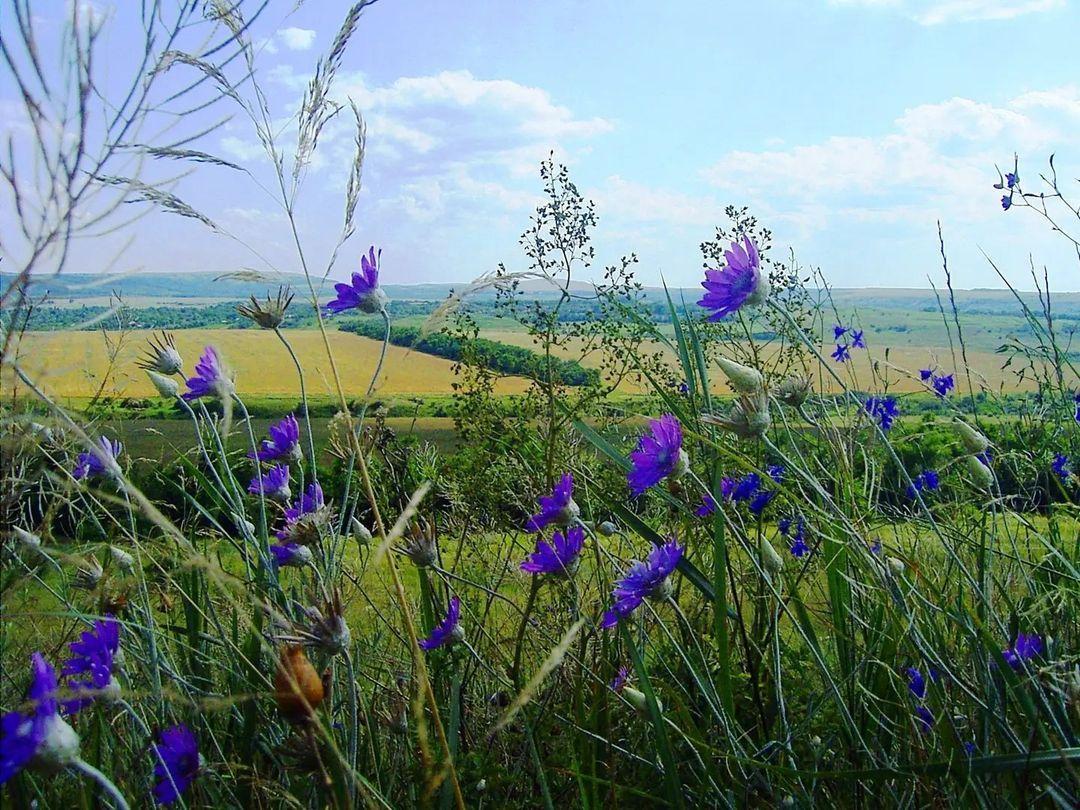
[4,0,1080,290]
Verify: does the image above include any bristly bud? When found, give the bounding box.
[760,536,784,575]
[146,370,180,398]
[597,520,617,536]
[109,545,135,572]
[238,286,294,329]
[777,375,812,407]
[288,591,352,656]
[350,516,373,545]
[397,520,438,568]
[715,356,764,395]
[702,391,771,441]
[964,454,995,490]
[274,645,325,724]
[953,419,990,454]
[72,556,104,590]
[138,331,183,375]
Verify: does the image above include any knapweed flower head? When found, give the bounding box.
[906,469,940,499]
[420,596,463,650]
[715,356,764,395]
[1052,453,1071,483]
[291,591,351,655]
[601,538,683,628]
[62,616,121,713]
[182,346,234,401]
[237,286,293,329]
[248,464,291,502]
[398,520,439,568]
[72,556,104,591]
[1,653,81,784]
[525,473,580,533]
[73,436,122,481]
[277,483,329,544]
[153,724,200,805]
[325,246,389,315]
[270,543,313,569]
[1002,633,1042,669]
[777,374,811,407]
[702,390,771,440]
[864,396,899,432]
[697,236,769,320]
[628,414,689,496]
[521,525,585,577]
[251,414,302,463]
[139,331,183,375]
[695,493,717,518]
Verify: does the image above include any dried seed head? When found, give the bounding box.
[397,520,438,568]
[777,375,812,407]
[702,391,771,441]
[292,592,352,656]
[138,331,183,375]
[274,645,325,724]
[238,286,294,329]
[72,556,104,590]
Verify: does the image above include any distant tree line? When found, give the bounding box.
[338,318,600,386]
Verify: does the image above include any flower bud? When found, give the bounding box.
[14,526,42,551]
[597,520,617,537]
[350,517,373,545]
[34,715,81,773]
[146,370,179,398]
[72,557,104,590]
[964,454,994,490]
[715,356,764,395]
[777,375,812,407]
[887,556,905,575]
[760,537,784,575]
[621,685,662,716]
[109,545,134,572]
[274,645,325,724]
[953,420,990,454]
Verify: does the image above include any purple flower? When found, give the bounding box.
[1001,194,1012,211]
[833,324,848,340]
[73,436,122,480]
[0,654,62,785]
[697,236,769,320]
[276,482,325,541]
[521,525,585,576]
[907,469,940,499]
[1005,171,1018,189]
[628,414,688,496]
[153,724,200,805]
[182,346,233,401]
[919,368,934,381]
[62,616,121,713]
[720,477,736,500]
[732,473,761,503]
[781,517,810,557]
[1002,633,1042,669]
[963,741,978,756]
[931,373,955,398]
[850,329,865,348]
[525,473,579,533]
[250,414,301,463]
[915,705,934,733]
[766,464,784,483]
[248,464,291,501]
[419,596,463,650]
[270,543,312,568]
[870,539,883,555]
[1052,453,1071,483]
[601,539,683,628]
[789,534,810,558]
[906,666,927,700]
[610,666,630,693]
[695,493,717,518]
[865,396,900,432]
[831,344,851,363]
[325,246,388,315]
[748,489,775,515]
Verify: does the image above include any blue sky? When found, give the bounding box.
[6,0,1080,289]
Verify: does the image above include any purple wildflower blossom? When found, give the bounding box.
[0,654,61,785]
[248,464,291,501]
[781,516,810,557]
[250,414,301,463]
[767,464,784,483]
[865,396,900,432]
[610,666,629,693]
[276,482,325,540]
[831,344,851,363]
[906,667,927,700]
[419,596,463,650]
[521,525,585,576]
[1005,171,1018,189]
[270,543,312,568]
[525,473,579,533]
[915,705,934,733]
[907,470,940,499]
[748,489,775,515]
[931,373,955,398]
[850,329,865,348]
[720,477,736,500]
[153,724,200,805]
[325,246,388,315]
[62,616,121,713]
[697,236,769,320]
[731,473,761,503]
[1052,453,1071,483]
[870,539,883,555]
[1002,633,1042,669]
[601,539,683,628]
[73,436,122,480]
[1001,194,1012,211]
[695,493,717,518]
[833,324,848,340]
[628,414,687,496]
[919,368,934,381]
[182,346,232,401]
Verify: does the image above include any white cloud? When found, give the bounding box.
[279,27,316,51]
[829,0,1066,24]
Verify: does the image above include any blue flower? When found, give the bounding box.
[697,236,769,320]
[248,464,291,502]
[182,346,233,401]
[1052,453,1071,483]
[781,516,810,557]
[325,246,388,315]
[73,436,122,480]
[833,324,848,340]
[906,666,927,700]
[610,666,629,693]
[0,654,63,785]
[865,396,900,432]
[766,464,785,483]
[419,596,463,650]
[907,469,940,499]
[521,525,585,577]
[1001,194,1012,211]
[870,539,883,555]
[915,704,934,733]
[1002,633,1042,669]
[919,368,934,381]
[628,414,687,496]
[931,373,955,398]
[601,539,683,628]
[153,724,200,805]
[270,543,312,568]
[748,489,775,515]
[731,473,761,503]
[831,344,851,363]
[250,414,301,463]
[525,473,579,533]
[695,493,717,518]
[1074,392,1080,422]
[850,329,865,348]
[62,616,121,713]
[1005,171,1018,189]
[963,741,978,756]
